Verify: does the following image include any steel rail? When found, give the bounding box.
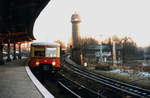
[58,81,82,98]
[64,58,150,98]
[57,73,105,98]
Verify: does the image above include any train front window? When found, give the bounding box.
[46,47,57,57]
[33,47,45,57]
[34,50,45,57]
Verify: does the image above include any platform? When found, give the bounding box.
[0,59,53,98]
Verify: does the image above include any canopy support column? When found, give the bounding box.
[13,42,16,60]
[18,43,22,59]
[0,42,4,64]
[7,42,11,62]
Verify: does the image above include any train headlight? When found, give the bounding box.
[35,61,40,66]
[52,61,56,66]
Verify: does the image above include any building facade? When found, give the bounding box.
[82,44,122,65]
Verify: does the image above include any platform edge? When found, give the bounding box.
[25,66,54,98]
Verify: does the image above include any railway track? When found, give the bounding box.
[57,73,105,98]
[31,59,102,97]
[64,57,150,98]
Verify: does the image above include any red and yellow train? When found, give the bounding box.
[28,42,60,72]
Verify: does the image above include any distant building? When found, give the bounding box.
[71,12,81,48]
[82,44,122,64]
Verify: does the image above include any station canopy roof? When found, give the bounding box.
[0,0,50,43]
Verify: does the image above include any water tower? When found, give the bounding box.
[71,12,81,48]
[71,12,83,65]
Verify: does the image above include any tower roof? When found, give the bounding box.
[71,12,81,23]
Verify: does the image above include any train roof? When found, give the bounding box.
[31,42,60,46]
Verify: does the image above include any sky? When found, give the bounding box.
[33,0,150,47]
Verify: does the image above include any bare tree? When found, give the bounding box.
[120,36,137,63]
[54,40,66,49]
[80,37,99,49]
